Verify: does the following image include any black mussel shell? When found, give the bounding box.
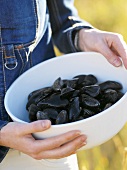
[103,89,118,103]
[37,93,69,109]
[27,74,124,125]
[81,84,100,97]
[56,110,68,124]
[26,90,42,110]
[81,94,100,109]
[60,87,75,99]
[72,90,80,98]
[74,74,98,88]
[84,74,98,85]
[99,81,122,91]
[28,89,42,100]
[69,97,81,121]
[103,103,113,110]
[28,104,40,122]
[26,87,53,110]
[63,78,78,89]
[35,87,53,104]
[42,108,58,120]
[117,91,124,100]
[36,111,50,120]
[73,74,86,85]
[81,108,96,118]
[52,77,64,91]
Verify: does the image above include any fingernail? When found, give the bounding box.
[81,141,87,146]
[75,131,81,135]
[113,58,122,67]
[42,120,50,129]
[78,142,87,149]
[81,135,87,142]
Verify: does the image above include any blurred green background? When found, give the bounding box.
[75,0,127,41]
[55,0,127,169]
[74,1,127,170]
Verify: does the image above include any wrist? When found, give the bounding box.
[78,28,96,51]
[74,28,95,52]
[74,30,81,51]
[0,122,9,146]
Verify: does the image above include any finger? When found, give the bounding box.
[19,120,51,135]
[34,130,84,152]
[98,42,122,67]
[110,36,127,69]
[34,135,87,160]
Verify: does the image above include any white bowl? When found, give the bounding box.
[4,52,127,150]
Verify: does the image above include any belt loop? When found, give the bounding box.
[4,44,18,70]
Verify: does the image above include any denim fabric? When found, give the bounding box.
[0,0,37,45]
[0,0,92,162]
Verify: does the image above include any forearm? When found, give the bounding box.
[0,121,10,146]
[0,120,9,145]
[0,120,10,163]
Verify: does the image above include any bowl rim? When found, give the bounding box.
[4,51,127,127]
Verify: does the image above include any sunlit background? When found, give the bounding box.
[55,0,127,169]
[75,1,127,170]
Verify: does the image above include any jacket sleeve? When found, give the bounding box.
[47,0,93,53]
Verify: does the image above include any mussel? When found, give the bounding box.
[26,74,124,125]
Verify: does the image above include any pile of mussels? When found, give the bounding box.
[26,74,124,125]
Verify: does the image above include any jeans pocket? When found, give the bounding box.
[0,42,34,121]
[3,42,33,90]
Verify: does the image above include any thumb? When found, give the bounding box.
[20,120,51,135]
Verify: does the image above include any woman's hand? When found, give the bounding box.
[78,28,127,69]
[0,120,87,160]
